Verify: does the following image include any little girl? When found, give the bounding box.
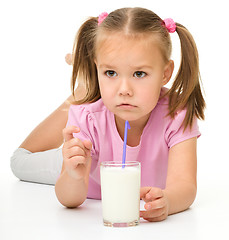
[11,7,205,222]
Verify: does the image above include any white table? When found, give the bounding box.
[1,169,229,240]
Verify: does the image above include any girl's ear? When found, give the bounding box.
[162,60,174,86]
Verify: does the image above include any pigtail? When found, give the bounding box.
[71,17,101,104]
[166,23,206,129]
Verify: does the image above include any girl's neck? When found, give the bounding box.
[114,114,151,147]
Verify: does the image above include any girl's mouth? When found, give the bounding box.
[117,103,137,109]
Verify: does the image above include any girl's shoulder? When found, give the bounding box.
[157,87,169,105]
[157,87,187,118]
[155,88,201,148]
[69,98,106,115]
[68,98,109,126]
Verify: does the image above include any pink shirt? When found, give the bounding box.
[67,93,201,200]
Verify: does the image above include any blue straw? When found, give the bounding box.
[122,120,131,168]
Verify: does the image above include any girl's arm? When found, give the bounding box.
[55,126,92,208]
[11,85,87,185]
[19,85,86,153]
[164,137,197,215]
[140,137,197,221]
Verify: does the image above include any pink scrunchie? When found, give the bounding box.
[163,18,176,33]
[98,12,108,25]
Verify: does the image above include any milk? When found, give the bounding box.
[100,162,141,226]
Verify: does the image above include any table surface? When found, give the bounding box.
[1,169,229,240]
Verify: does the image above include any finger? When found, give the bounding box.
[140,187,152,199]
[144,198,166,211]
[140,211,167,222]
[83,140,92,158]
[66,156,87,169]
[148,214,167,222]
[64,146,86,159]
[70,156,87,166]
[83,140,92,151]
[145,188,164,201]
[63,126,80,142]
[64,137,85,150]
[140,207,165,219]
[65,53,72,65]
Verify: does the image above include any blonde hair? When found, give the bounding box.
[71,7,205,129]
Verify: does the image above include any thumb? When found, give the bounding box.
[140,187,151,199]
[63,125,80,142]
[83,140,92,151]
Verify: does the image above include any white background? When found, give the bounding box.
[0,0,229,238]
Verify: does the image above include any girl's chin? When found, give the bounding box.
[114,113,142,123]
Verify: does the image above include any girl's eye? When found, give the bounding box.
[105,70,117,77]
[134,71,146,78]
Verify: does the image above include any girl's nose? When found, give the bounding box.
[118,79,133,97]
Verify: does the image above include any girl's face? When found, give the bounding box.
[95,33,174,126]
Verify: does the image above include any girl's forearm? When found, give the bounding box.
[55,170,88,208]
[19,101,69,152]
[19,85,86,153]
[163,181,197,215]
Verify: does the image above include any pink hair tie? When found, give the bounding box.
[163,18,176,33]
[98,12,108,25]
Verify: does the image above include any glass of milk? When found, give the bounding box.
[100,161,141,227]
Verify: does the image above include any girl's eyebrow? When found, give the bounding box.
[99,64,153,69]
[99,64,115,69]
[133,65,153,69]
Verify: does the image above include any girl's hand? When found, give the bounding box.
[62,126,92,180]
[65,53,72,65]
[140,187,169,222]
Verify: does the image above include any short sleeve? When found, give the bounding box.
[165,109,201,149]
[66,104,98,156]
